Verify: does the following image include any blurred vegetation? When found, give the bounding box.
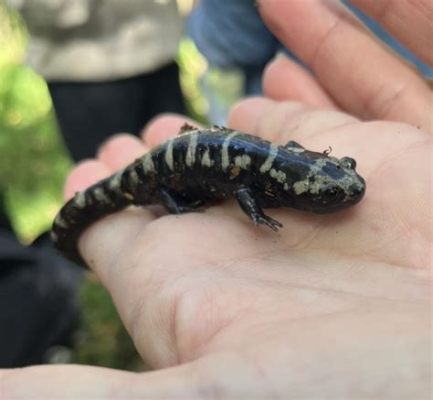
[71,276,145,370]
[0,2,242,370]
[0,5,69,241]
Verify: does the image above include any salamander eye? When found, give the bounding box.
[324,186,338,199]
[340,157,357,170]
[323,186,340,201]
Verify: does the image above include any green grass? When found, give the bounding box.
[0,3,242,370]
[0,6,70,241]
[72,277,144,370]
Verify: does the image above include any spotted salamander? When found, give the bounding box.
[52,125,366,266]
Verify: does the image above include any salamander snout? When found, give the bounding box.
[336,172,366,207]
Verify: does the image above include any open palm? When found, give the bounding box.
[62,102,429,398]
[2,0,431,398]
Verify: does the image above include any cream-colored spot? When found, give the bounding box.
[234,154,251,170]
[221,131,239,170]
[269,168,286,184]
[74,191,86,208]
[109,170,124,190]
[165,139,174,171]
[186,133,198,167]
[283,183,289,191]
[128,168,139,188]
[93,187,108,202]
[142,153,155,174]
[54,214,68,229]
[260,144,279,173]
[287,147,305,153]
[293,180,309,194]
[201,148,214,167]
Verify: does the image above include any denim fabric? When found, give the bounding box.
[343,0,433,79]
[187,0,278,68]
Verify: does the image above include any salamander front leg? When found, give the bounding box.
[284,140,304,150]
[235,187,283,231]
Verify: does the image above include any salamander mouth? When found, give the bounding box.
[311,200,360,214]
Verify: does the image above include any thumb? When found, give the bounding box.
[1,363,203,399]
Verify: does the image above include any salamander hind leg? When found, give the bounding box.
[159,188,205,214]
[235,187,283,231]
[179,123,198,135]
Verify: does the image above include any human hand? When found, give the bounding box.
[2,0,432,398]
[3,107,431,398]
[259,0,433,133]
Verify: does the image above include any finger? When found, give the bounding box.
[0,362,203,399]
[97,133,149,171]
[229,97,358,145]
[228,96,429,181]
[64,160,111,200]
[263,54,338,109]
[142,113,202,148]
[350,0,433,66]
[64,135,148,199]
[258,0,433,131]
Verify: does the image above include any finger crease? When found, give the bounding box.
[310,12,347,72]
[361,80,411,120]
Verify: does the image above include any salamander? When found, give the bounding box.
[51,125,366,266]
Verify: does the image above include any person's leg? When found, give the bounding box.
[48,77,149,161]
[48,63,185,162]
[144,62,185,122]
[0,227,82,367]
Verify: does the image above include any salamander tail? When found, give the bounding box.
[51,177,130,267]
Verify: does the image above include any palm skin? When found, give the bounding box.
[2,0,432,397]
[62,104,430,398]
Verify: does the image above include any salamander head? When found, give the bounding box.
[266,150,366,213]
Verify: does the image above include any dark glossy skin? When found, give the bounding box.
[51,126,366,266]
